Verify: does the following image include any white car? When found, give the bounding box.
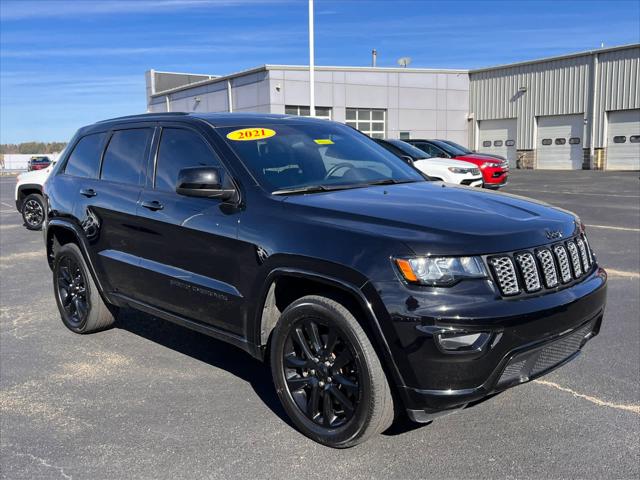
[375,139,483,188]
[412,157,483,187]
[14,159,57,230]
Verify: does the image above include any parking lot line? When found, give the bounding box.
[513,189,639,198]
[586,224,640,232]
[605,268,640,279]
[534,379,640,414]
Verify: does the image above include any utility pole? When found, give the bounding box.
[308,0,315,117]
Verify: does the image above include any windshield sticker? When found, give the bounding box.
[314,139,334,145]
[227,128,276,141]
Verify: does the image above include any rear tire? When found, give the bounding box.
[21,193,45,230]
[53,243,116,333]
[270,295,394,448]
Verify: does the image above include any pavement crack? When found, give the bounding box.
[534,379,640,414]
[15,452,73,479]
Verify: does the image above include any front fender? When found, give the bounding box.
[250,261,407,389]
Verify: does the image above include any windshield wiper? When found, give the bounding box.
[365,178,420,186]
[272,185,332,195]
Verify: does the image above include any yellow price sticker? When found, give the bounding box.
[226,128,276,141]
[314,139,334,145]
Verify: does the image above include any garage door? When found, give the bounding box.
[478,119,517,167]
[606,109,640,170]
[537,115,584,169]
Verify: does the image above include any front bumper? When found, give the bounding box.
[368,266,607,420]
[482,167,508,187]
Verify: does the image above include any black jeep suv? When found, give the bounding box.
[43,113,607,448]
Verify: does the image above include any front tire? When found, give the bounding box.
[21,193,45,230]
[270,295,394,448]
[53,243,116,333]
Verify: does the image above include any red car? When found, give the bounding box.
[406,139,509,189]
[28,156,52,171]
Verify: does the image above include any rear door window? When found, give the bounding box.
[101,129,152,185]
[64,132,106,178]
[155,128,222,192]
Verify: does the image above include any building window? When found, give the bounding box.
[613,135,626,143]
[541,139,552,145]
[630,135,640,143]
[399,131,411,140]
[493,140,503,147]
[505,139,515,147]
[482,140,492,147]
[569,137,581,145]
[285,105,332,120]
[345,108,386,139]
[555,138,566,145]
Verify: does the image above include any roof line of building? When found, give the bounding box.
[149,64,468,97]
[469,43,640,73]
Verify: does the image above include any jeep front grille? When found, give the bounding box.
[488,256,519,296]
[514,252,541,292]
[553,244,573,284]
[488,233,595,298]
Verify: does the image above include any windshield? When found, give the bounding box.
[387,139,431,159]
[442,140,472,154]
[431,140,467,156]
[219,122,424,193]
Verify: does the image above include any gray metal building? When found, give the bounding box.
[470,44,639,170]
[145,43,639,170]
[146,65,470,145]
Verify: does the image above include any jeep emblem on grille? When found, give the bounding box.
[545,229,563,240]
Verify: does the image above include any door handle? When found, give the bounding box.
[141,200,164,211]
[79,188,97,197]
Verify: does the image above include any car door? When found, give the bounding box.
[131,124,244,335]
[86,125,154,295]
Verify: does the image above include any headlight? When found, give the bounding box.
[394,256,488,286]
[480,162,493,168]
[448,167,471,174]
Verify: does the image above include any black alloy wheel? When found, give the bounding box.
[283,318,361,428]
[56,254,89,328]
[271,295,394,448]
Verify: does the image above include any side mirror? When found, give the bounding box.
[176,166,236,200]
[400,155,414,165]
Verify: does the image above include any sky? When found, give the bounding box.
[1,0,639,143]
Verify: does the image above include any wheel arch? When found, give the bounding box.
[254,268,406,388]
[45,220,108,301]
[17,183,43,206]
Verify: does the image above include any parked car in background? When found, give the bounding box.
[28,156,52,171]
[440,140,507,162]
[406,139,509,189]
[15,157,58,230]
[374,139,483,187]
[43,113,607,448]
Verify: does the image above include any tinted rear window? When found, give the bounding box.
[155,128,222,192]
[101,129,152,185]
[64,133,106,178]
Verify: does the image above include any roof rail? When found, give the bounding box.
[94,112,189,124]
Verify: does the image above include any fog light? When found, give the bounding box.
[436,331,491,353]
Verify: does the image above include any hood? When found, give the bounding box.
[455,154,504,164]
[282,182,578,255]
[18,166,53,183]
[414,158,479,169]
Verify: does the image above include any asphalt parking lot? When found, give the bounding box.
[1,171,638,479]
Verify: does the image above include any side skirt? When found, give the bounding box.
[111,292,253,355]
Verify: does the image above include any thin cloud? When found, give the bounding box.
[0,0,292,20]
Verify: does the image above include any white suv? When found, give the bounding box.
[14,161,56,230]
